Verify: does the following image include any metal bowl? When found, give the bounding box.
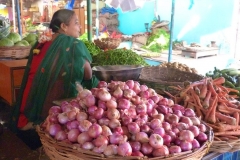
[92,65,144,82]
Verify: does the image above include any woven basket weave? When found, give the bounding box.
[139,66,204,95]
[37,123,213,160]
[0,46,31,59]
[209,139,240,153]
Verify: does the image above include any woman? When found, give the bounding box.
[11,9,99,149]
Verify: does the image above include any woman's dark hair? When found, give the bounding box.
[49,9,75,32]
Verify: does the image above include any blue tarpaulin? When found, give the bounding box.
[65,0,75,10]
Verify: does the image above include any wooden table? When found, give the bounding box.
[0,59,27,106]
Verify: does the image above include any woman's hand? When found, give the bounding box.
[83,60,92,80]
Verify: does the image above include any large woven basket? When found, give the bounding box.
[94,38,121,50]
[36,124,213,160]
[209,139,240,153]
[0,46,31,59]
[139,66,204,95]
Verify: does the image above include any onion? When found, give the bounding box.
[77,132,92,144]
[88,116,97,123]
[125,80,134,89]
[91,88,99,96]
[93,108,104,120]
[97,81,108,88]
[136,104,147,115]
[131,96,142,105]
[158,98,168,106]
[113,127,124,135]
[190,117,201,126]
[55,130,67,141]
[87,123,102,138]
[184,108,196,117]
[156,105,168,115]
[140,124,151,133]
[148,88,157,96]
[171,104,185,113]
[180,141,192,151]
[68,128,80,142]
[98,118,110,126]
[150,95,160,104]
[150,119,162,129]
[180,116,193,127]
[121,115,132,126]
[78,120,92,132]
[189,125,200,137]
[49,124,62,136]
[109,133,124,145]
[131,151,144,157]
[135,132,149,143]
[192,139,200,149]
[98,88,111,101]
[146,102,154,113]
[174,138,182,145]
[106,99,117,109]
[78,89,92,99]
[198,124,207,132]
[104,145,118,156]
[117,142,132,156]
[163,134,172,146]
[93,135,109,147]
[109,119,121,129]
[166,130,176,142]
[175,122,188,131]
[87,105,97,116]
[196,132,208,142]
[98,100,107,110]
[126,108,137,119]
[153,127,165,137]
[67,110,77,121]
[141,142,153,155]
[83,94,96,107]
[140,84,148,91]
[173,110,183,117]
[123,89,135,99]
[167,99,174,107]
[152,145,169,157]
[132,83,141,94]
[113,86,123,99]
[82,142,94,150]
[169,145,181,154]
[58,113,69,124]
[49,106,62,115]
[149,134,164,149]
[165,114,179,124]
[127,122,140,134]
[162,122,171,131]
[102,125,113,137]
[139,90,150,99]
[130,141,141,152]
[48,114,58,123]
[66,120,79,130]
[76,112,88,121]
[118,98,130,109]
[179,130,194,142]
[149,108,159,117]
[93,144,107,153]
[107,108,120,119]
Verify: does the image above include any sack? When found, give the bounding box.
[132,33,149,45]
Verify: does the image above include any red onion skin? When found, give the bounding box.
[139,90,150,99]
[104,145,118,156]
[171,104,185,113]
[163,134,172,146]
[174,138,182,146]
[107,108,120,119]
[135,132,149,143]
[98,88,111,101]
[131,151,144,157]
[126,108,137,119]
[49,106,62,115]
[87,123,102,138]
[68,129,80,142]
[136,104,147,115]
[130,141,142,152]
[127,122,140,134]
[180,116,193,127]
[106,99,117,109]
[109,119,121,129]
[152,145,169,157]
[196,132,208,142]
[121,115,133,126]
[48,114,58,124]
[184,108,196,117]
[98,100,107,110]
[118,98,130,109]
[198,124,207,132]
[141,142,153,155]
[150,119,162,129]
[180,141,193,151]
[113,127,124,135]
[78,120,92,132]
[49,124,62,137]
[93,108,104,120]
[173,110,183,117]
[123,89,135,99]
[140,124,151,134]
[126,80,134,89]
[179,130,194,142]
[77,132,92,144]
[97,81,108,88]
[165,114,179,124]
[169,145,182,154]
[192,139,200,149]
[82,142,94,150]
[117,142,132,156]
[78,89,92,99]
[93,135,109,147]
[189,125,200,137]
[87,105,97,116]
[113,86,123,99]
[102,125,113,137]
[110,133,124,145]
[148,108,159,117]
[149,134,164,149]
[190,117,201,126]
[76,112,88,121]
[66,120,79,130]
[83,94,96,107]
[158,98,169,106]
[98,118,110,126]
[162,122,171,131]
[175,122,188,131]
[131,96,142,105]
[153,127,165,137]
[150,95,160,104]
[166,131,176,142]
[156,105,168,115]
[58,113,69,124]
[55,130,67,141]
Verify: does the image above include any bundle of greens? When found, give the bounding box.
[142,29,170,53]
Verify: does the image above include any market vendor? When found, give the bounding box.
[10,9,99,149]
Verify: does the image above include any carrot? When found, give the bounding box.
[218,137,229,141]
[225,135,239,140]
[199,79,208,99]
[224,87,239,94]
[204,96,217,123]
[187,102,196,111]
[190,89,203,118]
[163,91,174,99]
[217,123,240,131]
[205,122,221,130]
[194,86,200,96]
[169,86,181,90]
[180,81,205,97]
[213,77,225,85]
[202,91,211,109]
[215,112,236,125]
[228,94,239,99]
[214,136,222,141]
[233,112,239,126]
[208,81,217,96]
[214,131,240,136]
[221,102,240,113]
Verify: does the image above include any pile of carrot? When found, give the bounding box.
[165,76,240,141]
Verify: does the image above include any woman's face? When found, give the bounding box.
[63,14,81,38]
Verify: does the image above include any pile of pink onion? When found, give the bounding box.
[42,80,209,158]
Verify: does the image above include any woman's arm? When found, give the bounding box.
[83,60,92,80]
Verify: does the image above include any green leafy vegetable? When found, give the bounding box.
[83,40,102,56]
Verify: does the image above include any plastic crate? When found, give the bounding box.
[202,151,240,160]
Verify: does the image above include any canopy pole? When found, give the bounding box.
[95,0,99,38]
[15,0,22,36]
[168,0,175,62]
[87,0,92,41]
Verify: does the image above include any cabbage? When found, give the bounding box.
[15,40,30,46]
[23,33,38,43]
[0,38,14,47]
[7,32,22,43]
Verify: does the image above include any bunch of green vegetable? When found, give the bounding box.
[83,40,102,56]
[92,48,149,66]
[142,29,170,53]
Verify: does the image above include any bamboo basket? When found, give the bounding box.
[139,66,204,95]
[36,123,213,160]
[0,46,31,59]
[209,139,240,153]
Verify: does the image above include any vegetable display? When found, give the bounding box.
[165,76,240,141]
[92,49,149,66]
[41,80,210,158]
[160,62,198,74]
[83,40,102,56]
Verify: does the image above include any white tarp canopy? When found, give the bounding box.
[105,0,149,12]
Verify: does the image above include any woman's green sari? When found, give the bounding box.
[10,34,99,132]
